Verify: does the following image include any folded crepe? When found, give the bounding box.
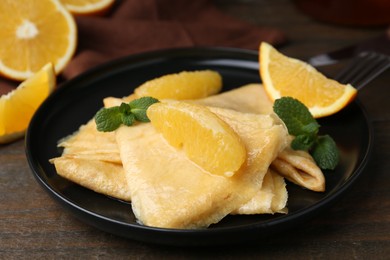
[52,121,288,215]
[50,83,324,227]
[195,83,274,115]
[115,106,287,228]
[58,120,120,163]
[271,146,325,192]
[52,156,131,201]
[196,84,326,192]
[52,84,325,195]
[232,168,288,215]
[50,120,128,201]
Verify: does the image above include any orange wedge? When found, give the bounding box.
[60,0,115,15]
[134,70,222,100]
[259,42,357,118]
[0,63,56,144]
[0,0,77,81]
[147,101,246,177]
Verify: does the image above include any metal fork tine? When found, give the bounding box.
[335,53,367,84]
[335,52,373,83]
[351,57,390,90]
[348,54,386,83]
[335,51,390,90]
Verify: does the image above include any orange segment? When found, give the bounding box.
[60,0,115,15]
[0,63,55,144]
[0,0,77,81]
[259,42,357,118]
[134,70,222,100]
[147,101,246,177]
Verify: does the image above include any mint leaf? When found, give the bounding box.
[302,122,320,136]
[129,96,160,109]
[274,97,319,136]
[94,97,159,132]
[291,134,315,151]
[95,106,123,132]
[119,103,135,126]
[122,113,135,126]
[273,97,339,170]
[312,135,339,170]
[119,102,131,114]
[129,97,159,122]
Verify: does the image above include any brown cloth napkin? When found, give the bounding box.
[0,0,285,94]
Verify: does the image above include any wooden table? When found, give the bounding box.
[1,0,389,258]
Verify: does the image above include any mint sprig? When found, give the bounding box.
[274,97,339,170]
[95,97,159,132]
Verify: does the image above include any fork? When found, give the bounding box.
[334,51,390,90]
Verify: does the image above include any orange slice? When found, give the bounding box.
[0,0,77,81]
[0,63,56,144]
[134,70,222,100]
[60,0,115,15]
[147,101,246,177]
[259,42,357,118]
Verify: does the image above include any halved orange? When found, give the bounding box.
[60,0,115,16]
[147,101,246,177]
[134,70,222,100]
[259,42,357,118]
[0,0,77,81]
[0,63,56,144]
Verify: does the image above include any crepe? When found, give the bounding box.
[51,120,288,216]
[58,120,120,163]
[50,83,325,228]
[51,120,289,216]
[52,116,289,218]
[196,84,325,192]
[51,156,131,201]
[50,119,125,200]
[52,84,325,193]
[116,106,288,228]
[195,83,274,114]
[271,147,325,192]
[232,169,288,214]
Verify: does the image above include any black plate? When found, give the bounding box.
[25,47,373,246]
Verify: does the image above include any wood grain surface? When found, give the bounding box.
[1,0,389,258]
